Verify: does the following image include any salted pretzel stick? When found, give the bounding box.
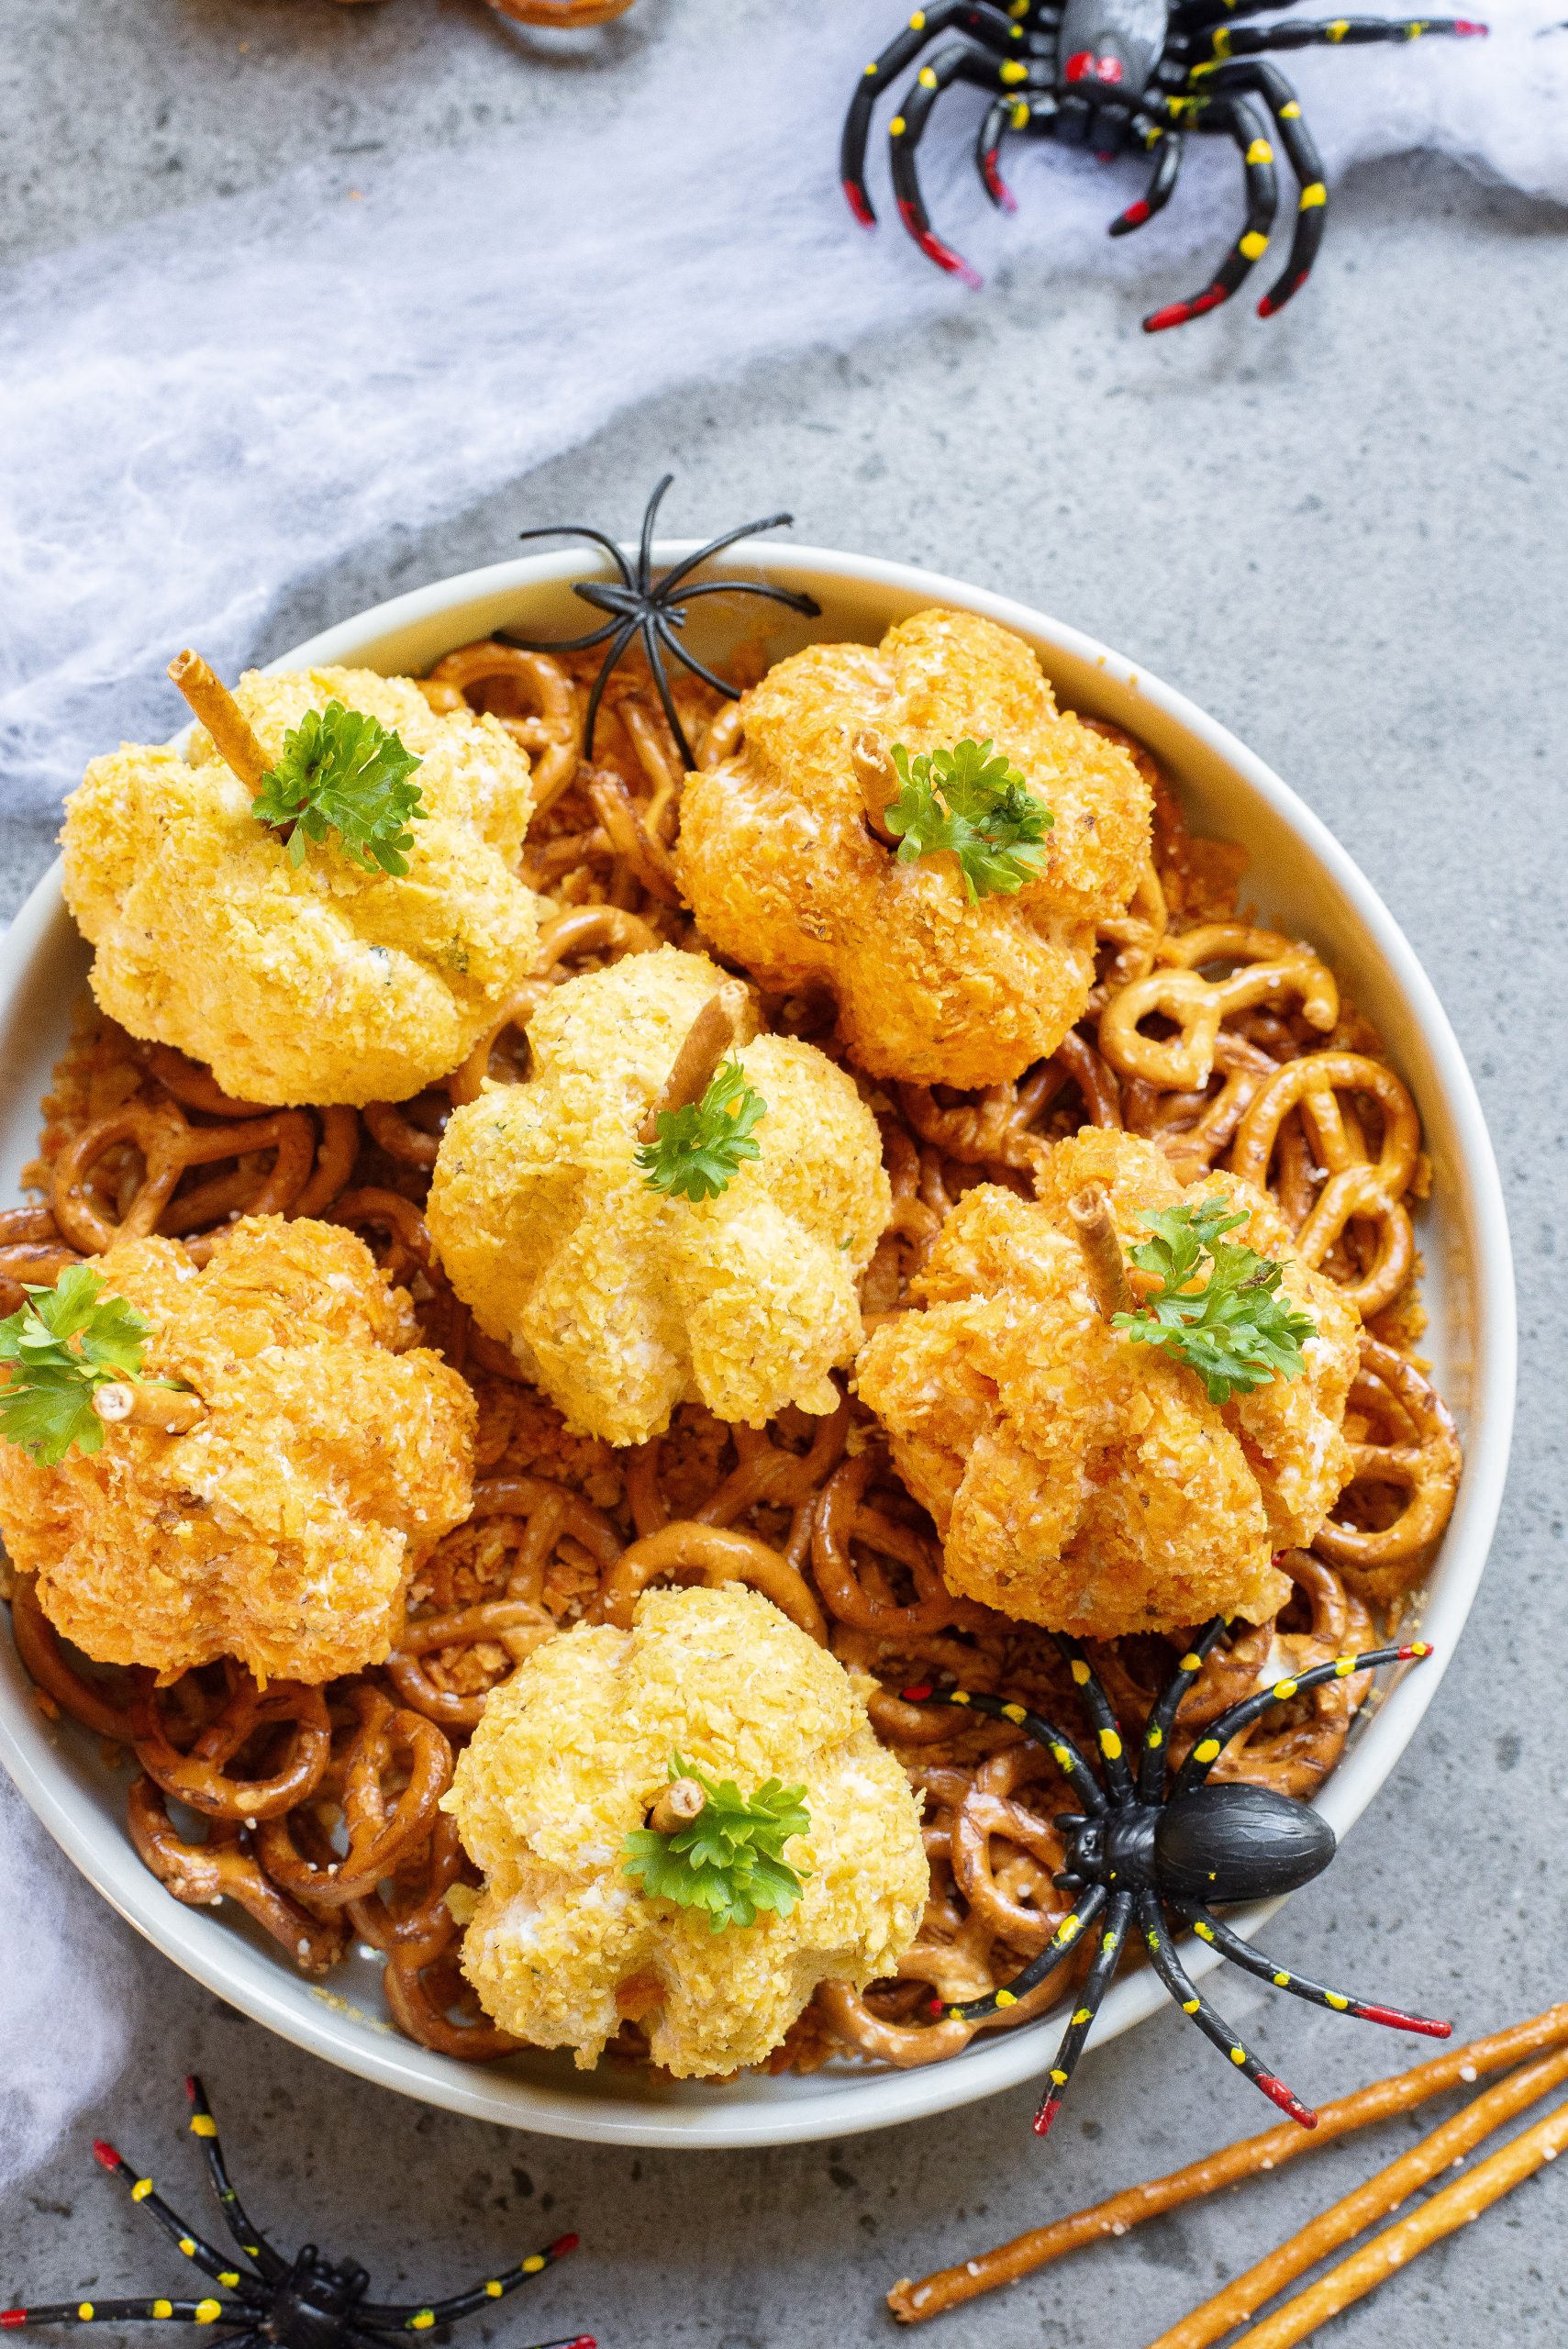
[167,650,270,793]
[648,1777,706,1834]
[93,1381,206,1433]
[852,729,900,843]
[1150,2042,1568,2348]
[1067,1183,1132,1319]
[636,983,753,1143]
[1225,2093,1568,2349]
[887,2004,1568,2323]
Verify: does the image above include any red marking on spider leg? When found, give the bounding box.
[1352,2003,1451,2038]
[1257,2072,1318,2128]
[981,149,1018,212]
[1118,200,1152,228]
[895,201,983,288]
[1031,2092,1063,2139]
[2,2311,29,2329]
[93,2140,123,2172]
[843,181,877,228]
[1397,1642,1433,1660]
[1144,284,1227,333]
[562,2336,597,2349]
[1259,270,1309,317]
[929,1996,946,2016]
[184,2076,199,2101]
[1453,17,1487,29]
[901,1684,934,1702]
[547,2234,581,2259]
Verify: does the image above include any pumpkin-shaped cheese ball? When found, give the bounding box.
[0,1217,474,1683]
[674,607,1151,1088]
[61,662,542,1106]
[446,1583,929,2076]
[428,946,892,1445]
[855,1131,1360,1638]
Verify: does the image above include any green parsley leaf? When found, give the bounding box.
[884,738,1053,904]
[621,1753,811,1933]
[0,1266,174,1466]
[251,701,427,877]
[1111,1195,1317,1406]
[634,1056,767,1204]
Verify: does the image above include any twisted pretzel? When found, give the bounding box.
[813,1454,977,1641]
[1231,1051,1421,1318]
[255,1684,452,1904]
[51,1098,321,1253]
[584,765,684,907]
[949,1744,1072,1955]
[1126,1030,1281,1179]
[1208,1550,1375,1800]
[8,1575,149,1741]
[127,1776,346,1973]
[591,1521,828,1644]
[425,640,579,813]
[1099,926,1338,1091]
[1313,1335,1462,1579]
[898,1029,1122,1172]
[133,1675,332,1821]
[385,1481,580,1729]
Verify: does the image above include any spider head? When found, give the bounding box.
[271,2248,372,2348]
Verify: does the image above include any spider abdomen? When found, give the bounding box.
[1154,1784,1336,1905]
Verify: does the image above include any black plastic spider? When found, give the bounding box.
[503,474,821,768]
[902,1620,1448,2136]
[0,2077,591,2349]
[842,0,1487,330]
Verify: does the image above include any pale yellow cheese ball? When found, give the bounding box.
[61,665,543,1106]
[427,946,893,1445]
[447,1583,929,2076]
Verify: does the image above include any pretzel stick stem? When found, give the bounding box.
[851,729,900,844]
[167,651,270,794]
[1150,2043,1568,2349]
[887,2003,1568,2323]
[1226,2093,1568,2349]
[1068,1183,1132,1319]
[648,1777,706,1834]
[637,984,752,1143]
[93,1382,206,1433]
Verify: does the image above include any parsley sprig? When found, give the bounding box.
[635,1056,767,1204]
[621,1754,811,1933]
[1112,1196,1317,1406]
[251,701,427,876]
[0,1267,180,1466]
[884,738,1053,903]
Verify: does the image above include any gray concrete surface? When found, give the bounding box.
[4,5,1567,2345]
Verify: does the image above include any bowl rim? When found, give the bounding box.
[0,540,1517,2148]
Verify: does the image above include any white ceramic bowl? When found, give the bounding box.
[0,544,1516,2148]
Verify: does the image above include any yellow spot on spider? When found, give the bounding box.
[909,9,926,23]
[1274,1972,1291,1987]
[132,2179,153,2202]
[995,1987,1018,2009]
[889,116,907,136]
[1327,1992,1350,2010]
[179,2240,197,2258]
[1073,2008,1093,2025]
[1147,1931,1162,1951]
[1212,25,1233,51]
[1273,1677,1299,1699]
[1281,99,1302,115]
[1300,183,1327,208]
[1194,1739,1221,1765]
[1051,1744,1073,1770]
[1099,1729,1123,1760]
[1183,1998,1200,2014]
[522,2257,546,2275]
[1060,1913,1082,1942]
[1051,2068,1069,2085]
[153,2306,173,2322]
[190,2116,217,2139]
[218,2274,239,2289]
[1229,2046,1247,2065]
[918,66,939,86]
[1180,1653,1201,1673]
[1147,1726,1163,1748]
[409,2315,437,2332]
[1240,231,1270,258]
[1194,1920,1217,1942]
[1012,101,1030,127]
[1010,0,1029,14]
[484,2283,503,2299]
[1334,1653,1356,1675]
[1000,60,1029,82]
[951,1689,972,1706]
[195,2304,222,2327]
[1071,1660,1091,1687]
[77,2308,95,2323]
[1002,1704,1028,1724]
[1328,16,1349,33]
[1407,17,1429,30]
[1246,139,1273,164]
[1103,1931,1119,1955]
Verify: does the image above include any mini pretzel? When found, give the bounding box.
[425,640,579,813]
[385,1481,580,1729]
[898,1029,1122,1172]
[619,696,686,840]
[1099,926,1338,1091]
[1129,1030,1280,1178]
[362,1096,446,1171]
[128,1776,345,1974]
[1313,1334,1462,1576]
[256,1685,452,1905]
[950,1751,1072,1955]
[446,902,663,1106]
[1231,1050,1421,1318]
[590,1521,828,1644]
[326,1186,439,1286]
[1089,854,1169,1006]
[383,1932,520,2064]
[133,1676,332,1821]
[51,1099,317,1254]
[585,764,684,906]
[0,1208,83,1311]
[346,1810,467,1954]
[9,1574,149,1741]
[697,701,746,768]
[133,1041,269,1119]
[813,1454,975,1641]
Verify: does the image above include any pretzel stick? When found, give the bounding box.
[887,2004,1568,2323]
[1067,1183,1132,1319]
[852,729,900,843]
[648,1777,706,1834]
[167,650,270,793]
[1225,2093,1568,2349]
[93,1382,206,1433]
[636,983,753,1143]
[1150,2042,1568,2348]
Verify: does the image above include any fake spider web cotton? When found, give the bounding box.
[0,0,1563,834]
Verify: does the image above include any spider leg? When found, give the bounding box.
[841,2,1030,227]
[897,1683,1106,1815]
[1137,1618,1230,1798]
[890,41,1040,285]
[639,614,697,768]
[578,617,640,758]
[0,2300,257,2329]
[514,521,636,590]
[1204,14,1487,54]
[654,510,810,599]
[650,609,745,711]
[1184,58,1328,312]
[1173,1901,1451,2038]
[634,475,674,598]
[935,1884,1109,2023]
[1137,1891,1318,2126]
[1030,1888,1135,2139]
[1172,1641,1432,1797]
[83,2144,265,2306]
[356,2232,581,2331]
[182,2079,285,2282]
[1108,118,1185,236]
[974,83,1065,214]
[1054,1636,1136,1803]
[663,577,821,615]
[1141,90,1278,331]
